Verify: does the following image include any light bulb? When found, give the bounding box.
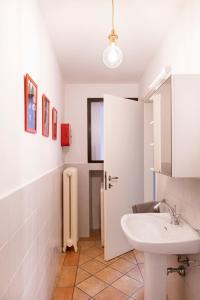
[103,42,123,69]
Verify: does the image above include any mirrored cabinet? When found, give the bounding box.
[151,75,200,177]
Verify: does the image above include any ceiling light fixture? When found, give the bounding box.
[103,0,123,69]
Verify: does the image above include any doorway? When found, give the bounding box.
[87,98,104,247]
[87,95,145,260]
[89,170,104,237]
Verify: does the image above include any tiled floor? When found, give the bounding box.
[53,231,144,300]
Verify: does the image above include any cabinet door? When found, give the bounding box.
[153,94,161,173]
[160,78,172,176]
[153,78,172,176]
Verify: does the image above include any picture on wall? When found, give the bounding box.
[24,74,37,133]
[42,94,50,137]
[52,107,58,140]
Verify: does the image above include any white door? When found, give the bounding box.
[104,94,144,260]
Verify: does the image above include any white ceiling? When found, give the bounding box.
[39,0,184,83]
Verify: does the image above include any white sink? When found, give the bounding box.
[121,213,200,300]
[121,213,200,254]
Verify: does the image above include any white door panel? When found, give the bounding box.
[104,94,144,260]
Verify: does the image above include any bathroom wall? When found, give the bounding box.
[0,0,64,298]
[63,84,138,236]
[140,1,200,299]
[0,167,63,300]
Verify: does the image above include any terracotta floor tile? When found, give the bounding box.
[53,231,145,300]
[57,266,78,287]
[95,266,123,284]
[126,266,143,282]
[112,275,143,296]
[95,254,119,265]
[77,276,108,297]
[78,241,96,250]
[53,287,74,300]
[134,251,144,264]
[82,247,103,258]
[75,268,91,285]
[79,254,92,266]
[81,259,106,274]
[95,254,110,265]
[121,252,137,264]
[132,287,144,300]
[93,286,128,300]
[59,253,67,268]
[95,240,103,248]
[90,230,101,240]
[64,252,80,266]
[138,264,144,279]
[72,287,91,300]
[110,258,135,274]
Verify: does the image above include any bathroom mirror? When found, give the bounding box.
[87,98,104,163]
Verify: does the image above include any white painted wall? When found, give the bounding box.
[63,84,138,163]
[0,0,64,199]
[0,0,64,299]
[139,0,200,98]
[140,1,200,299]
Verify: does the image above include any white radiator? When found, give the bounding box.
[63,167,78,252]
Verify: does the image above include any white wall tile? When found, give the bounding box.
[0,243,10,298]
[0,198,9,248]
[0,167,63,300]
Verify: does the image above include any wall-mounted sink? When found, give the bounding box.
[121,213,200,300]
[121,213,200,255]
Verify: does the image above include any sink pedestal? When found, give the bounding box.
[144,253,167,300]
[121,213,200,299]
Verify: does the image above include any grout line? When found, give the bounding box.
[138,265,144,281]
[131,285,144,298]
[53,238,144,300]
[134,250,145,281]
[74,286,93,299]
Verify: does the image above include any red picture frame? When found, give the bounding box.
[52,107,58,140]
[42,94,50,137]
[24,74,38,133]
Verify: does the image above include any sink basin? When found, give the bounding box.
[121,213,200,300]
[121,213,200,254]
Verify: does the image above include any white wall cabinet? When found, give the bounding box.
[152,75,200,178]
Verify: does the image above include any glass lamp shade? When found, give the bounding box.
[103,42,123,69]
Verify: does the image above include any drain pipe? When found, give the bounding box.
[178,255,200,268]
[167,265,186,277]
[167,255,200,277]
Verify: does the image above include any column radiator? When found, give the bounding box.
[63,167,78,252]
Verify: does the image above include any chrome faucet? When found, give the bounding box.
[154,199,180,225]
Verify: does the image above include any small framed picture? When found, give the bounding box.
[24,74,37,133]
[52,107,58,140]
[42,94,50,137]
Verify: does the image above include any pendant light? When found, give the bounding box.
[103,0,123,69]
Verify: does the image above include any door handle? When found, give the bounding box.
[109,183,113,189]
[109,176,119,181]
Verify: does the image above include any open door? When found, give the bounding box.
[104,94,144,260]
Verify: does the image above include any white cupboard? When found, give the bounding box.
[152,75,200,177]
